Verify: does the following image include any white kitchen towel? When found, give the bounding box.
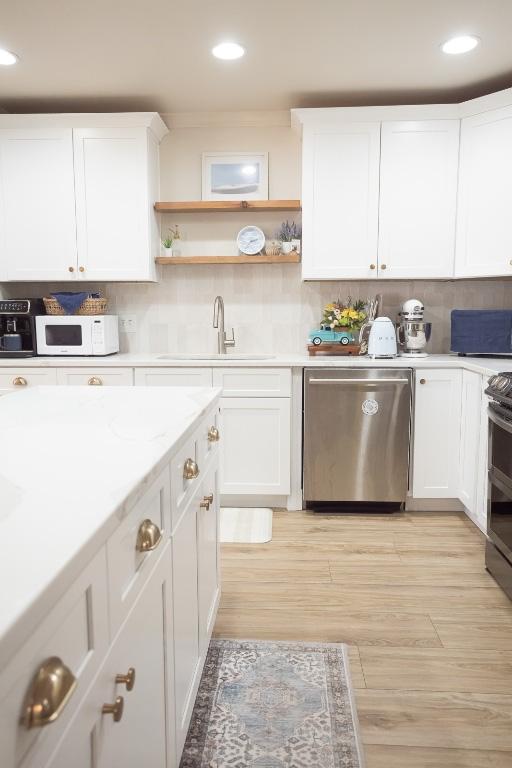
[220,507,273,544]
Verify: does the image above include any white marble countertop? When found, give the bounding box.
[0,385,220,667]
[0,352,510,378]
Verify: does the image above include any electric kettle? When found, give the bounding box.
[367,317,398,358]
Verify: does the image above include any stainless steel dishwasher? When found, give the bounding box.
[303,368,412,507]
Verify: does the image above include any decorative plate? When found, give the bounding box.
[237,226,266,255]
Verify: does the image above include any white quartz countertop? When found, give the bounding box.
[0,385,220,667]
[1,352,511,378]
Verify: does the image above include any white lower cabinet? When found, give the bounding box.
[56,368,133,386]
[458,370,483,518]
[135,367,292,499]
[134,368,213,387]
[0,368,57,391]
[46,547,172,768]
[172,487,200,757]
[220,397,291,495]
[197,463,220,656]
[475,379,491,533]
[412,369,462,498]
[3,399,220,768]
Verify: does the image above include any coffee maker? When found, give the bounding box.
[0,299,45,358]
[396,299,432,357]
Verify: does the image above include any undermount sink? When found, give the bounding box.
[157,353,275,361]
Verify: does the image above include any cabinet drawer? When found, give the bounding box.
[0,368,57,389]
[212,368,291,397]
[170,433,200,531]
[134,367,212,387]
[197,404,221,470]
[0,549,109,768]
[106,467,170,634]
[56,367,133,386]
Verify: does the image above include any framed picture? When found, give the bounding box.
[202,152,269,201]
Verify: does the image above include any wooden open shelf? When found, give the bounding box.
[155,253,301,265]
[154,200,301,213]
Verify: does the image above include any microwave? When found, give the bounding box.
[451,310,512,356]
[36,315,119,356]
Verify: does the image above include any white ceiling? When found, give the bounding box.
[2,0,512,114]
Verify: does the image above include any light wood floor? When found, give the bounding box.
[214,509,512,768]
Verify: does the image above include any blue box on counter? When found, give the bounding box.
[451,310,512,355]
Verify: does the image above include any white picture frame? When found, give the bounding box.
[201,152,269,201]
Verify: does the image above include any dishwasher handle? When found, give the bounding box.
[308,377,410,384]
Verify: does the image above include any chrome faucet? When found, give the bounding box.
[213,295,236,354]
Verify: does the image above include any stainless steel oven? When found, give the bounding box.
[485,374,512,600]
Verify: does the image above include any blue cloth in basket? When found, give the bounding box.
[50,292,89,315]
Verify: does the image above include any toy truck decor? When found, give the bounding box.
[308,325,355,346]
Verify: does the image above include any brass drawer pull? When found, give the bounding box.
[13,376,27,386]
[22,656,77,729]
[79,266,85,273]
[116,667,135,691]
[68,266,74,273]
[102,696,124,722]
[183,458,199,480]
[136,519,162,552]
[207,426,220,442]
[381,263,387,270]
[419,378,426,385]
[369,263,376,270]
[88,376,103,386]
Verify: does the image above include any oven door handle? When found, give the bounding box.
[489,407,512,435]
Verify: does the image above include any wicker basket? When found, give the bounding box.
[43,296,108,316]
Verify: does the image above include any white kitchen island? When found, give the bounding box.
[0,385,221,768]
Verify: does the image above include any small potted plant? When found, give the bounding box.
[276,220,301,255]
[161,225,180,257]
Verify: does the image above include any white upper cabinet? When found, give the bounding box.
[301,122,381,279]
[378,120,460,279]
[0,114,167,282]
[456,105,512,277]
[74,127,159,281]
[0,130,78,281]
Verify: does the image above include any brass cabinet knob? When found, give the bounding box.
[369,263,376,270]
[381,264,387,270]
[200,499,210,510]
[79,266,85,273]
[207,426,220,442]
[420,378,426,385]
[88,376,103,386]
[116,667,135,691]
[13,376,27,386]
[204,493,214,504]
[102,696,124,722]
[68,266,74,273]
[136,519,162,552]
[183,458,199,480]
[22,656,77,729]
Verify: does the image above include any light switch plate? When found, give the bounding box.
[119,315,137,333]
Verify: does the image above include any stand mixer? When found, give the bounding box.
[396,299,432,357]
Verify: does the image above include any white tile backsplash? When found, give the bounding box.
[8,268,512,355]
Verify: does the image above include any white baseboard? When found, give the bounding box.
[405,497,464,512]
[220,494,289,509]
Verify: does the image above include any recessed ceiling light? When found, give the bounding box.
[0,48,18,66]
[212,42,245,60]
[441,35,480,55]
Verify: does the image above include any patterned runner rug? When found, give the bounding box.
[180,638,365,768]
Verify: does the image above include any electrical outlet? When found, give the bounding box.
[119,315,137,334]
